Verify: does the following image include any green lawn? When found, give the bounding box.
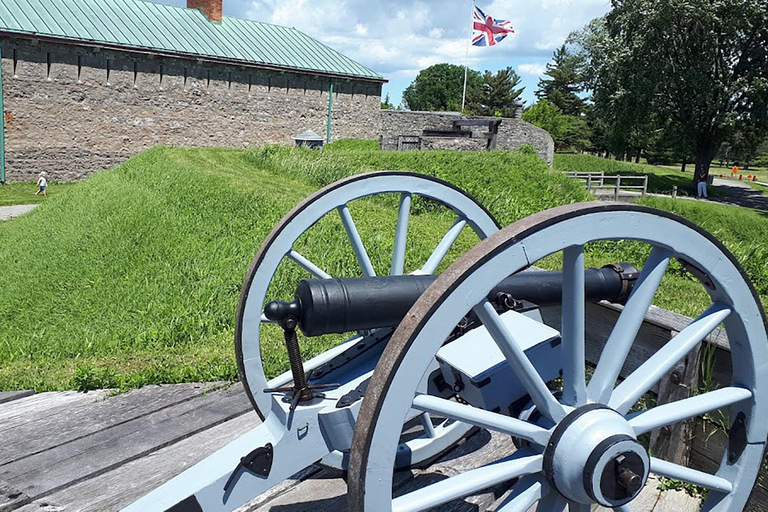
[0,144,589,391]
[0,181,76,206]
[1,144,766,392]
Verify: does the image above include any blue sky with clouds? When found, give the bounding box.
[156,0,610,107]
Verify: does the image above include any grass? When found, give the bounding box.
[554,154,722,197]
[2,143,767,392]
[0,181,76,206]
[0,143,589,391]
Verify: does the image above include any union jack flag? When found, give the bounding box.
[472,4,514,47]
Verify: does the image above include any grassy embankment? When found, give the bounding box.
[0,181,76,206]
[1,143,766,392]
[0,143,588,391]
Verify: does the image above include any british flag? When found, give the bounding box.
[472,4,514,47]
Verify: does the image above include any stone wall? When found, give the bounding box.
[380,110,554,165]
[1,38,383,181]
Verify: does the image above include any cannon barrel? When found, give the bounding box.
[265,263,639,337]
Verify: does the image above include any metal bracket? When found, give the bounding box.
[728,412,748,464]
[223,443,273,491]
[337,379,369,408]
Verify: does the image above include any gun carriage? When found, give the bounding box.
[127,171,768,512]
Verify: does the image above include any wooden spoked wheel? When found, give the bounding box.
[349,202,767,511]
[235,171,500,469]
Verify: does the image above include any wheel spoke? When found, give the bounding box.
[475,300,567,422]
[650,457,733,493]
[420,217,467,274]
[609,302,731,414]
[338,204,376,277]
[412,394,550,445]
[287,249,332,279]
[391,452,542,512]
[628,386,753,435]
[419,411,436,439]
[537,489,567,511]
[391,192,412,276]
[561,245,587,407]
[588,246,672,403]
[494,475,544,512]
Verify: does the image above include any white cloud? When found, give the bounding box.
[518,63,547,76]
[157,0,609,103]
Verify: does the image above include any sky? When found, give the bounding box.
[156,0,611,107]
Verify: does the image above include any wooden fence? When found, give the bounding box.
[566,171,649,199]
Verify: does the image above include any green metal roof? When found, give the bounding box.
[0,0,384,81]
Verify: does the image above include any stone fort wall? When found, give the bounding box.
[1,38,383,182]
[380,110,554,165]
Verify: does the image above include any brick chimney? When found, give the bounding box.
[188,0,222,22]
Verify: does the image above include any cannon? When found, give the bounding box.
[126,171,767,512]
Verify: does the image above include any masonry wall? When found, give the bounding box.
[1,38,383,181]
[380,110,555,165]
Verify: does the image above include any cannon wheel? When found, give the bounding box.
[349,202,768,511]
[235,171,500,469]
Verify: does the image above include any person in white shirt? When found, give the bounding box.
[34,172,48,197]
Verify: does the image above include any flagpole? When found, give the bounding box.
[460,0,474,112]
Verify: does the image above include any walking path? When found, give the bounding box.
[0,204,38,221]
[706,178,768,211]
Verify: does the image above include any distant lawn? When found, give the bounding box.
[553,154,721,197]
[0,144,589,391]
[1,144,766,392]
[0,181,75,206]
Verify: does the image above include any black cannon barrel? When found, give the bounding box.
[287,264,638,337]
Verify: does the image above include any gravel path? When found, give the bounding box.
[0,204,38,221]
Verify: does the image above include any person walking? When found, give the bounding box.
[34,172,48,197]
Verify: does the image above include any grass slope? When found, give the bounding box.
[0,144,588,391]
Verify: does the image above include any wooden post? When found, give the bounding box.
[649,344,702,465]
[672,186,678,198]
[586,174,592,192]
[614,176,621,200]
[642,176,648,197]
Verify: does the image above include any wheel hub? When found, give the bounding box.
[543,404,650,507]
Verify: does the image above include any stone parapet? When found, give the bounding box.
[380,110,554,165]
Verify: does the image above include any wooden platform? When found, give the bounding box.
[0,383,702,512]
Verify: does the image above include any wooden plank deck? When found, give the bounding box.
[0,383,702,512]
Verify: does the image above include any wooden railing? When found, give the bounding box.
[565,171,649,199]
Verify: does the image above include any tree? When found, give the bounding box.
[574,1,768,186]
[473,67,525,117]
[381,93,394,110]
[522,100,566,143]
[402,64,482,112]
[536,45,585,116]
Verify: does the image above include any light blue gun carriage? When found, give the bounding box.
[126,172,767,512]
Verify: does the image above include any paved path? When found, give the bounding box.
[706,178,768,212]
[0,204,38,221]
